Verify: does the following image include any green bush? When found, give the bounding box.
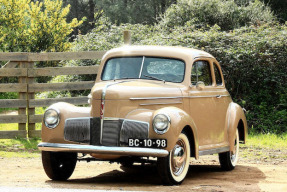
[160,0,275,31]
[0,0,83,52]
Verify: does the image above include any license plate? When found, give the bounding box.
[128,139,167,148]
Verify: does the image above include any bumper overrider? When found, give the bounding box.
[38,142,169,157]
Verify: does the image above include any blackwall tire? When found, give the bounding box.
[42,151,77,181]
[157,132,190,185]
[219,129,239,171]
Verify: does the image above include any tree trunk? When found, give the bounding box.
[88,0,95,29]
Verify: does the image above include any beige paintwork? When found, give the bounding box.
[41,45,247,160]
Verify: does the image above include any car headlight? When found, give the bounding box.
[44,108,60,128]
[153,114,170,134]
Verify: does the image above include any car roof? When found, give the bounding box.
[103,45,215,61]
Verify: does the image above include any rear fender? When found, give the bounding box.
[227,102,248,152]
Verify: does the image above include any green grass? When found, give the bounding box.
[0,123,18,131]
[0,151,40,158]
[246,133,287,149]
[0,137,41,158]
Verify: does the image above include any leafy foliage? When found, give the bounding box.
[0,0,83,52]
[160,0,275,31]
[73,20,287,133]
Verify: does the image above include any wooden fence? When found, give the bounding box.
[0,31,131,139]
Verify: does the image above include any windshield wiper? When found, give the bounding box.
[143,75,165,83]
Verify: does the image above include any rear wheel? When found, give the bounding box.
[42,151,77,180]
[219,129,239,171]
[157,132,190,185]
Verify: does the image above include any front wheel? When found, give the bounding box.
[42,151,77,181]
[157,132,191,185]
[219,128,239,171]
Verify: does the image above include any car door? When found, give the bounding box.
[188,59,230,150]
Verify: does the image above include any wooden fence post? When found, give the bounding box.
[18,62,27,135]
[27,62,36,137]
[124,30,131,45]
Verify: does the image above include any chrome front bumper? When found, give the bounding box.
[38,142,169,157]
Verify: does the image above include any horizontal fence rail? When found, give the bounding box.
[28,66,99,77]
[0,51,107,62]
[0,51,105,139]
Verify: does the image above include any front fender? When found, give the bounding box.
[126,107,199,158]
[227,102,248,151]
[41,102,91,143]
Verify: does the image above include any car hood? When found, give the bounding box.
[91,80,183,100]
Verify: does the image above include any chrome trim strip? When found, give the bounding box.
[139,102,182,106]
[198,146,229,156]
[130,96,182,100]
[130,95,230,100]
[188,95,230,98]
[189,90,229,93]
[38,142,169,157]
[103,117,122,121]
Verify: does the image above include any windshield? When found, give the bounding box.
[101,56,185,83]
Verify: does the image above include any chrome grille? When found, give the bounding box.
[64,117,91,144]
[102,120,123,146]
[120,120,149,144]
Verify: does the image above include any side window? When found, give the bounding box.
[213,63,223,85]
[191,61,212,86]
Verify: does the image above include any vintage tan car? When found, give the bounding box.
[38,46,247,185]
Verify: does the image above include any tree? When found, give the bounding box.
[96,0,176,25]
[64,0,177,32]
[0,0,83,52]
[235,0,287,22]
[160,0,275,31]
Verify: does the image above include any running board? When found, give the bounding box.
[199,146,230,156]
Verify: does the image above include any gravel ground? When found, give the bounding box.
[0,148,287,192]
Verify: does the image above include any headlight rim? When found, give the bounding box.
[153,113,171,135]
[44,108,60,129]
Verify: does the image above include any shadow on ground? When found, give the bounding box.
[45,163,266,191]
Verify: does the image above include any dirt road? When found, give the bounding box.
[0,155,286,192]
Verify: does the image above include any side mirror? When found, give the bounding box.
[196,81,205,90]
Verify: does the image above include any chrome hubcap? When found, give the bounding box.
[171,139,186,176]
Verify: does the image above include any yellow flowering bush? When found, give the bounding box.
[0,0,83,52]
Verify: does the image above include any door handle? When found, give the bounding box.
[216,95,222,99]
